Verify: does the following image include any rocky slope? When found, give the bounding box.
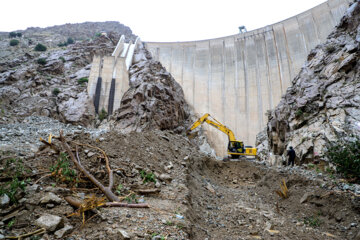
[0,23,134,127]
[257,1,360,165]
[0,21,137,48]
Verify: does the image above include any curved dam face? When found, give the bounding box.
[145,0,351,156]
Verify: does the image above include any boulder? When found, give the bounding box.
[35,214,63,232]
[40,192,62,205]
[58,92,95,126]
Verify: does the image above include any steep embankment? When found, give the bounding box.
[258,1,360,165]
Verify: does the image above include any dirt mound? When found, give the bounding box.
[108,47,190,133]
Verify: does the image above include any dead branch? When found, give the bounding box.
[5,228,46,239]
[72,142,114,190]
[65,196,149,209]
[58,131,119,202]
[133,188,161,194]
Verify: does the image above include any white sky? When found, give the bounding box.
[1,0,327,42]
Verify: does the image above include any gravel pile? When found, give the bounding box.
[0,116,108,155]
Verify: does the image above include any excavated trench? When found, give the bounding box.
[184,156,360,240]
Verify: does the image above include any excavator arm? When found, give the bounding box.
[187,113,256,158]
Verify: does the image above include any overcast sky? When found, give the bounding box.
[1,0,327,42]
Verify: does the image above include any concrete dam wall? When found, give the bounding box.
[145,0,352,156]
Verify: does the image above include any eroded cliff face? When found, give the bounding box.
[107,45,190,133]
[259,1,360,164]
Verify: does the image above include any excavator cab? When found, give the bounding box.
[228,141,244,153]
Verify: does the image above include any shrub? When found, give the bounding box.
[34,43,47,52]
[98,108,107,121]
[52,88,60,96]
[0,158,29,203]
[37,58,47,65]
[67,37,74,44]
[9,32,17,38]
[9,39,19,46]
[295,109,303,118]
[77,77,88,84]
[326,139,360,180]
[57,42,67,47]
[59,57,65,63]
[16,32,22,37]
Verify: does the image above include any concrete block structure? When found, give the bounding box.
[145,0,352,156]
[87,35,141,115]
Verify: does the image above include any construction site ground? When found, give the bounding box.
[1,129,359,240]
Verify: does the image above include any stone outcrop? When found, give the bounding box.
[58,92,95,125]
[108,46,190,132]
[258,1,360,164]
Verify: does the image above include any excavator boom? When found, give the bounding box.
[187,113,256,158]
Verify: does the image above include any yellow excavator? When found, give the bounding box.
[187,113,257,159]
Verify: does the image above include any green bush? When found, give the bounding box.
[34,43,47,52]
[98,108,107,121]
[67,37,74,44]
[16,32,22,37]
[326,139,360,180]
[59,56,66,63]
[9,32,17,38]
[295,109,303,118]
[9,39,19,46]
[57,42,67,47]
[77,77,88,84]
[37,58,47,65]
[52,88,60,96]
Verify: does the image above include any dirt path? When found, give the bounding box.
[186,157,360,240]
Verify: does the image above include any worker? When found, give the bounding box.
[287,146,296,167]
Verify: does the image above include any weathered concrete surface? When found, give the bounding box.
[145,0,352,156]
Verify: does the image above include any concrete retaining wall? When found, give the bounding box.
[145,0,352,156]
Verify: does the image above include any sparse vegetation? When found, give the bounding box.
[0,158,29,204]
[59,56,66,63]
[326,139,360,181]
[9,39,19,46]
[140,170,157,184]
[304,215,321,227]
[77,77,88,84]
[325,44,336,53]
[295,109,304,118]
[50,152,78,185]
[34,43,47,52]
[52,88,60,96]
[67,37,74,44]
[37,58,47,65]
[98,108,108,121]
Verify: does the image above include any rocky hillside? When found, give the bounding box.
[257,1,360,165]
[0,21,137,47]
[0,22,135,127]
